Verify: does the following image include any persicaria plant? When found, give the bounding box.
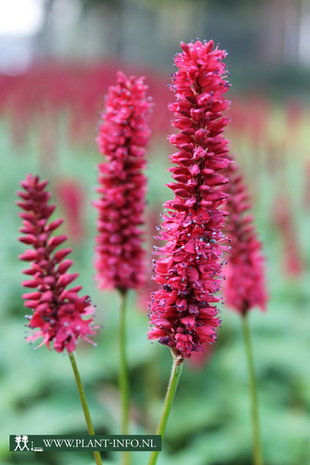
[16,40,267,465]
[18,174,98,352]
[17,174,102,465]
[148,40,231,359]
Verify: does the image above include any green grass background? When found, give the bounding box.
[0,105,310,465]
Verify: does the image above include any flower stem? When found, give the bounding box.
[241,314,264,465]
[68,352,103,465]
[119,290,130,465]
[148,350,184,465]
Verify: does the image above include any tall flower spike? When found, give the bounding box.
[17,174,98,352]
[95,71,152,293]
[148,40,231,358]
[222,158,267,314]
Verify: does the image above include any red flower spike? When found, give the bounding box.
[95,71,152,293]
[222,159,267,314]
[18,174,99,352]
[148,40,231,358]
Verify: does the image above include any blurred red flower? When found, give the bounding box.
[222,159,267,314]
[55,178,85,243]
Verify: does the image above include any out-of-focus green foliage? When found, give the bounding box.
[0,100,310,465]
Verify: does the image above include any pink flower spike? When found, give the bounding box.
[148,40,231,358]
[222,158,268,314]
[94,71,152,293]
[18,174,99,353]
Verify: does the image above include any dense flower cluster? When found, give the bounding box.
[95,71,152,293]
[222,159,267,314]
[148,40,231,358]
[17,174,98,352]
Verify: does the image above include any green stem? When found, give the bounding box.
[241,314,264,465]
[119,290,130,465]
[68,352,103,465]
[148,350,184,465]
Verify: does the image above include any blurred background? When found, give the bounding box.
[1,0,310,464]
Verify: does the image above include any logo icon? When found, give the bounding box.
[14,436,22,451]
[13,435,43,452]
[14,435,29,451]
[21,435,29,451]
